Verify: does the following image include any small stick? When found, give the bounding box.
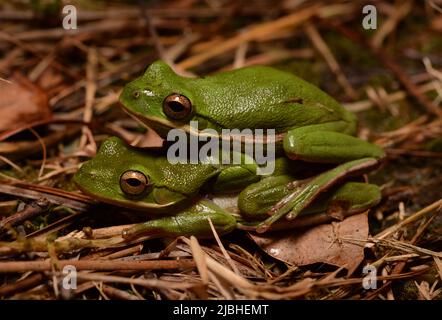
[101,244,143,260]
[375,198,442,240]
[0,198,50,231]
[304,23,357,99]
[325,20,442,117]
[101,284,142,300]
[56,272,197,290]
[0,258,196,273]
[177,5,319,69]
[0,184,91,212]
[0,273,44,297]
[365,216,436,300]
[79,48,98,150]
[371,1,413,49]
[344,81,441,112]
[208,218,240,275]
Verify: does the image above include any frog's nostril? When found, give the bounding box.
[133,90,140,99]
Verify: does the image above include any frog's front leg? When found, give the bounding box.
[256,157,381,232]
[283,123,385,163]
[122,200,236,240]
[206,150,260,193]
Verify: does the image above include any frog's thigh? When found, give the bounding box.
[211,166,259,193]
[256,157,380,232]
[238,178,381,220]
[122,200,236,240]
[238,175,293,220]
[327,182,381,213]
[300,181,381,218]
[283,127,385,163]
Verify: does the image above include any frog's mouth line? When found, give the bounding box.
[121,105,286,145]
[120,104,185,138]
[74,182,179,213]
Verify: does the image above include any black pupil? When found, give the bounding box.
[168,101,185,113]
[126,178,142,187]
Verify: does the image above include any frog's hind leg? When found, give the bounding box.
[122,200,236,240]
[238,177,381,221]
[320,181,381,219]
[256,157,381,233]
[239,181,380,231]
[284,124,385,163]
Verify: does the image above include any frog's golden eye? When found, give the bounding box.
[120,170,150,196]
[163,93,192,120]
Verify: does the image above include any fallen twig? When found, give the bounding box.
[0,258,196,273]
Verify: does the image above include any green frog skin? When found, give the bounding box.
[119,60,384,163]
[118,61,385,231]
[74,137,381,239]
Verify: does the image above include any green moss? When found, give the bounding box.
[323,32,377,70]
[358,100,419,133]
[274,60,322,86]
[29,0,62,15]
[365,74,395,89]
[421,37,442,55]
[426,138,442,152]
[394,268,442,300]
[394,281,419,300]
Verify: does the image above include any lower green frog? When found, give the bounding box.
[73,137,381,239]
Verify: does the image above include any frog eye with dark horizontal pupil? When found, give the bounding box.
[120,170,150,196]
[163,93,192,120]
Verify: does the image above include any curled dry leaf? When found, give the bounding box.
[250,213,369,275]
[131,128,164,148]
[0,73,51,132]
[37,67,64,91]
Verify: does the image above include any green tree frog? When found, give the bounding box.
[74,137,381,239]
[118,61,385,231]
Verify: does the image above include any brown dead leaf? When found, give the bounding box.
[0,73,51,132]
[431,15,442,31]
[37,67,64,91]
[132,128,164,148]
[250,213,369,275]
[105,122,164,148]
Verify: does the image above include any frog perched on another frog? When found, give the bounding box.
[118,61,385,231]
[73,137,381,239]
[119,60,384,162]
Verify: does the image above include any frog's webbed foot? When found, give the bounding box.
[256,157,381,233]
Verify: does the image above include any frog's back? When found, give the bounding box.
[153,157,219,195]
[190,65,355,133]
